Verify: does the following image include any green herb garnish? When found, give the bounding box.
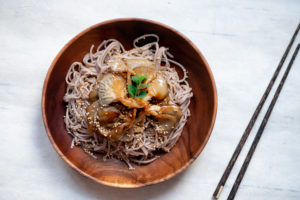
[128,74,149,98]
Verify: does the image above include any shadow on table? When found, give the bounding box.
[35,110,185,200]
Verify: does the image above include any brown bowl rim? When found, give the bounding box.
[41,18,218,188]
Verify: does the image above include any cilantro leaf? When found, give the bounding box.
[129,74,149,99]
[137,74,148,83]
[138,84,149,90]
[131,76,139,85]
[128,84,137,98]
[135,91,147,98]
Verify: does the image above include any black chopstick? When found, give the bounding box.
[227,43,300,200]
[213,23,300,200]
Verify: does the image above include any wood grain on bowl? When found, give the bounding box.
[42,18,217,188]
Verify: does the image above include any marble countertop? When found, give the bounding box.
[0,0,299,199]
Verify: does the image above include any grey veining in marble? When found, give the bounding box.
[0,0,299,199]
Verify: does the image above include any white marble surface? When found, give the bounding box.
[0,0,300,199]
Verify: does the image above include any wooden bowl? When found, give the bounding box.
[42,18,217,188]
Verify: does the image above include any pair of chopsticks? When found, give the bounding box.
[213,23,300,200]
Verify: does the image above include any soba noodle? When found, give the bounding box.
[63,34,193,169]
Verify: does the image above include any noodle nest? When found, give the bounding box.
[64,34,193,169]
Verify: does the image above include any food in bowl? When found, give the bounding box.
[63,34,193,169]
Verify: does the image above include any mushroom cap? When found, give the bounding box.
[98,73,127,105]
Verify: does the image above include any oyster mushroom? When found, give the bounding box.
[132,65,169,101]
[147,74,169,100]
[97,73,127,105]
[146,104,182,134]
[100,109,137,141]
[86,101,121,134]
[107,57,129,73]
[97,106,120,124]
[88,85,98,101]
[133,65,156,84]
[125,59,155,70]
[86,100,138,141]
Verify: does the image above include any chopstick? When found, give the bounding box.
[213,23,300,200]
[227,43,300,200]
